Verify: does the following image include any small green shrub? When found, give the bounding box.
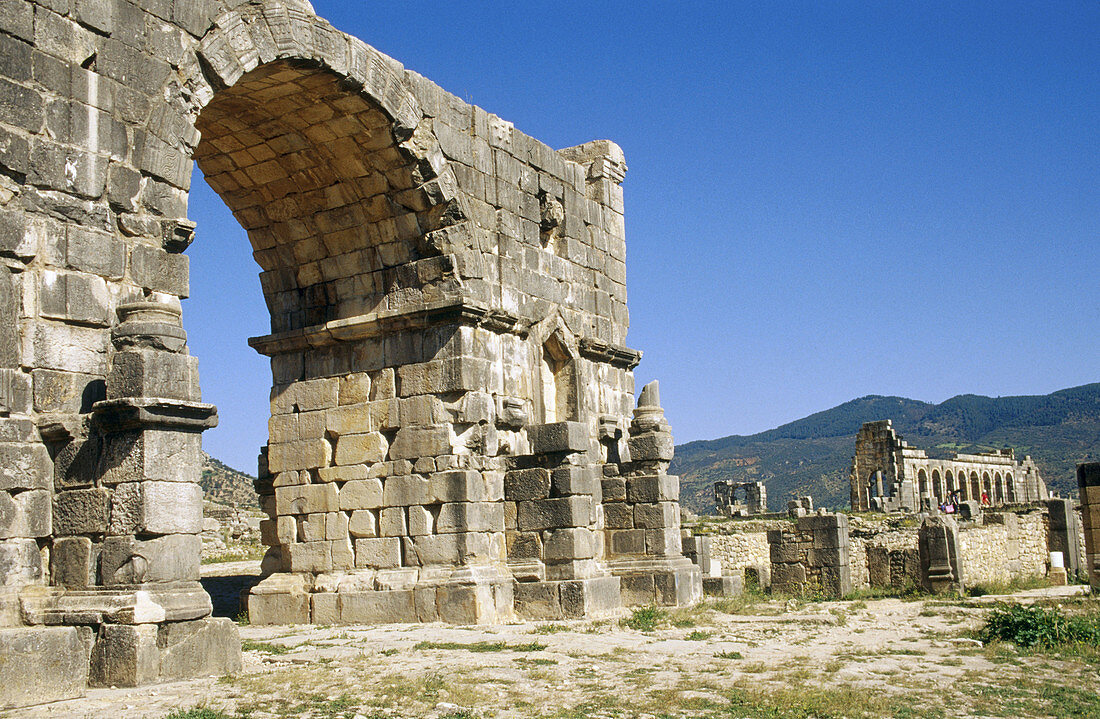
[163,710,236,719]
[620,606,668,631]
[240,639,290,654]
[980,604,1100,649]
[714,650,743,659]
[413,640,545,652]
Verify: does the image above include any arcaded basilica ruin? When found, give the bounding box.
[850,420,1048,512]
[0,0,700,708]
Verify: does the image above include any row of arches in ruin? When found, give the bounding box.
[917,467,1016,505]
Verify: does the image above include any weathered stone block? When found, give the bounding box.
[504,467,550,501]
[601,477,627,502]
[404,532,493,566]
[645,528,682,556]
[771,562,807,591]
[108,481,202,535]
[544,527,595,560]
[32,369,105,413]
[339,589,417,623]
[99,534,200,584]
[355,537,401,568]
[382,474,430,506]
[436,502,504,533]
[89,624,159,687]
[379,507,407,537]
[335,432,387,465]
[53,487,108,536]
[517,496,592,531]
[349,509,378,538]
[38,270,110,325]
[286,541,332,573]
[627,430,674,462]
[248,574,311,625]
[388,425,450,460]
[0,488,50,538]
[0,627,87,708]
[130,243,188,297]
[0,442,53,491]
[267,439,328,473]
[276,483,338,515]
[100,430,202,485]
[528,421,587,454]
[551,466,597,496]
[633,501,678,529]
[703,574,743,598]
[626,474,679,503]
[0,538,42,586]
[339,478,383,510]
[430,470,502,503]
[108,349,199,401]
[158,617,242,681]
[609,528,646,555]
[603,502,634,529]
[51,535,94,589]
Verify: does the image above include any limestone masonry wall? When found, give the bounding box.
[703,505,1068,592]
[958,511,1047,587]
[708,523,774,580]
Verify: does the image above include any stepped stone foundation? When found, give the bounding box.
[0,1,699,705]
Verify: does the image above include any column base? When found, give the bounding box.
[249,565,515,625]
[607,557,702,607]
[513,574,621,620]
[19,582,213,625]
[703,573,743,597]
[89,616,241,687]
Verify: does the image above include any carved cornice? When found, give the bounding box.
[93,398,219,433]
[578,338,642,369]
[248,298,529,356]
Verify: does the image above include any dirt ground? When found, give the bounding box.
[9,579,1098,719]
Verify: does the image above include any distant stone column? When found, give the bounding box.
[918,515,964,594]
[1077,463,1100,591]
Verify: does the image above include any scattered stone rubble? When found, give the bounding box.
[0,0,702,708]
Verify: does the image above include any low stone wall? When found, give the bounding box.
[699,519,781,584]
[958,510,1047,586]
[849,517,921,591]
[696,504,1063,593]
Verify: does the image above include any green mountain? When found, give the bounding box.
[671,383,1100,514]
[201,452,259,508]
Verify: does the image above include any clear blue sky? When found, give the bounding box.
[186,1,1100,473]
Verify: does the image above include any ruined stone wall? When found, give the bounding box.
[958,511,1047,587]
[707,524,774,582]
[849,525,919,590]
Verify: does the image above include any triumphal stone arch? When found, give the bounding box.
[0,1,700,704]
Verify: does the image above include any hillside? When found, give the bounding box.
[201,452,259,508]
[672,383,1100,514]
